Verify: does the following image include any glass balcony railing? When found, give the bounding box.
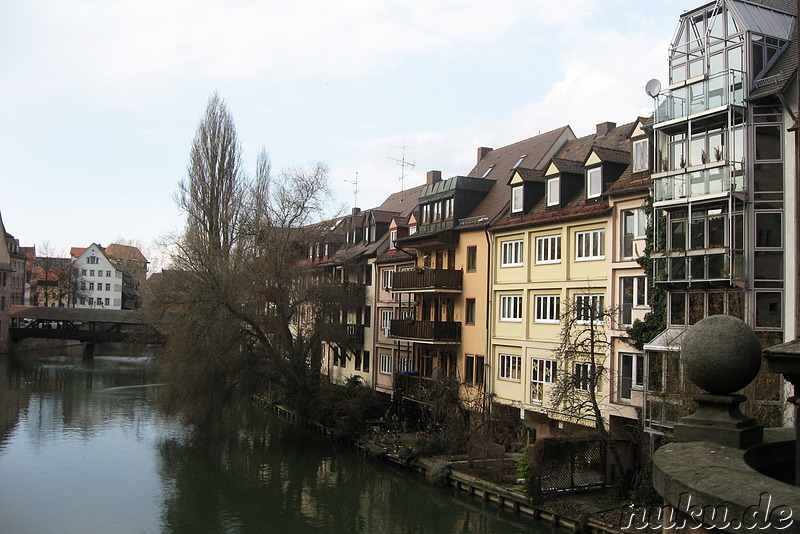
[653,163,744,203]
[653,250,745,284]
[654,70,744,123]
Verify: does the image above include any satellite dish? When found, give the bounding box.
[645,79,662,98]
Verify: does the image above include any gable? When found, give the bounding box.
[545,162,560,177]
[630,122,646,139]
[585,151,602,167]
[510,171,524,185]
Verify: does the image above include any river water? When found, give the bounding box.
[0,346,555,534]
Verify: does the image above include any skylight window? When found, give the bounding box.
[513,155,526,168]
[482,165,495,178]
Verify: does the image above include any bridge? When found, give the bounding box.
[8,305,169,354]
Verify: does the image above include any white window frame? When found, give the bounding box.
[534,295,561,324]
[381,309,393,337]
[499,353,521,381]
[379,353,392,375]
[633,138,649,172]
[587,167,602,198]
[511,186,523,213]
[535,235,561,265]
[575,229,605,261]
[530,358,556,403]
[621,209,647,259]
[389,230,397,250]
[619,352,644,401]
[382,269,394,291]
[500,295,523,322]
[422,204,430,224]
[575,294,605,325]
[619,276,648,326]
[500,240,523,267]
[547,177,560,206]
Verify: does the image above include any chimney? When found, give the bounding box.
[426,170,442,184]
[352,207,361,216]
[477,147,493,162]
[596,122,616,137]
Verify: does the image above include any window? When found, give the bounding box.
[501,240,523,267]
[619,276,647,326]
[465,354,485,385]
[482,165,494,178]
[755,291,782,329]
[500,295,522,322]
[574,362,597,392]
[575,294,604,324]
[575,229,605,260]
[88,298,94,305]
[308,246,314,259]
[530,358,556,403]
[88,282,95,290]
[511,186,523,213]
[547,177,560,206]
[106,284,111,291]
[633,139,649,172]
[365,264,372,286]
[534,295,560,323]
[81,269,87,275]
[106,270,111,277]
[382,269,394,291]
[354,350,362,371]
[587,167,602,198]
[389,230,397,250]
[104,298,110,306]
[465,298,476,325]
[621,209,647,259]
[466,246,477,272]
[433,201,442,221]
[87,256,99,264]
[499,354,521,381]
[381,309,393,336]
[364,305,371,327]
[89,270,95,276]
[513,155,526,168]
[619,353,644,400]
[535,235,561,264]
[379,353,392,375]
[363,350,370,373]
[397,354,413,373]
[422,204,430,224]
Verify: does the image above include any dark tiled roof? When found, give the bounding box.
[512,167,546,183]
[491,202,611,232]
[375,247,417,264]
[457,125,573,230]
[373,184,425,216]
[590,146,630,165]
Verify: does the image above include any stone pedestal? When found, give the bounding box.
[674,393,763,449]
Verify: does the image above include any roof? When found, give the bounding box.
[105,243,148,263]
[8,305,148,324]
[373,184,425,216]
[457,125,574,230]
[748,4,797,99]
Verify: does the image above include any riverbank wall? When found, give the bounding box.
[253,395,625,534]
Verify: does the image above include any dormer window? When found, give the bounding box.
[422,204,431,224]
[409,225,417,235]
[511,185,523,213]
[587,167,602,199]
[633,139,649,172]
[389,230,397,250]
[547,177,560,207]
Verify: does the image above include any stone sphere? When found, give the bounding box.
[682,315,761,395]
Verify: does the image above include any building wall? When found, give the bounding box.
[73,245,123,310]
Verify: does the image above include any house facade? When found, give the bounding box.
[71,244,125,310]
[643,0,797,432]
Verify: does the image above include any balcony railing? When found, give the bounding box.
[653,249,745,284]
[389,319,461,343]
[653,163,744,203]
[346,324,364,344]
[391,268,462,292]
[654,70,744,124]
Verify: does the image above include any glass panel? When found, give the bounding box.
[670,292,686,325]
[708,292,724,315]
[727,45,743,70]
[690,256,705,279]
[754,162,783,192]
[671,220,687,249]
[753,251,783,280]
[755,126,781,161]
[621,355,633,400]
[708,214,725,247]
[671,256,686,280]
[756,213,782,248]
[728,292,745,319]
[689,293,705,324]
[755,292,781,328]
[672,87,688,122]
[690,217,705,249]
[671,63,687,85]
[689,59,704,79]
[707,166,725,194]
[690,136,705,166]
[690,171,705,196]
[707,74,725,108]
[707,253,725,278]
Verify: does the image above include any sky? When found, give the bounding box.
[0,0,702,271]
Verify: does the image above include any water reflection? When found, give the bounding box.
[0,347,550,534]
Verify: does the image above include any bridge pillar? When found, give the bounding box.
[83,342,95,360]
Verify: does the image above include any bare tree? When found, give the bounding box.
[159,93,351,428]
[549,294,628,496]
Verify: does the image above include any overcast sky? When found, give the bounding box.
[0,0,700,270]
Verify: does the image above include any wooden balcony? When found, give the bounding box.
[346,324,364,344]
[389,319,460,344]
[391,268,462,293]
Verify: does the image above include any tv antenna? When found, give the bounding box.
[387,142,415,196]
[344,170,362,208]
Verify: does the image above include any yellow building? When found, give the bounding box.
[488,120,650,444]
